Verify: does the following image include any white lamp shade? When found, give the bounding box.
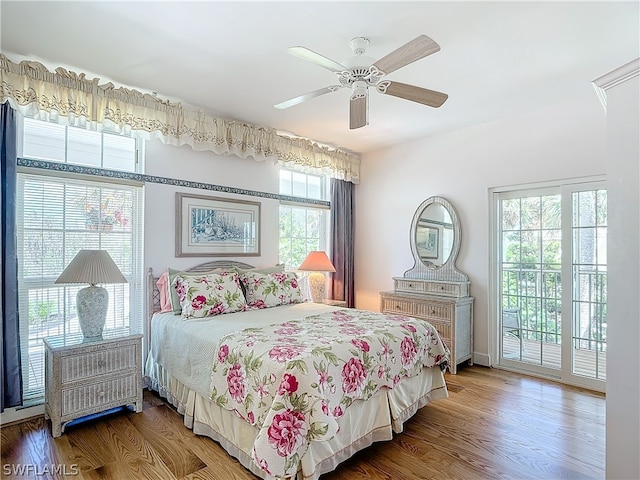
[55,250,127,285]
[298,251,336,272]
[55,250,126,341]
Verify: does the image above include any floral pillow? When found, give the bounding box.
[172,271,247,319]
[232,265,284,297]
[167,267,225,314]
[239,271,303,309]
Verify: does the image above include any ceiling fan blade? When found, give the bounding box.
[274,85,343,109]
[373,35,440,75]
[349,94,368,130]
[286,46,347,73]
[378,81,448,108]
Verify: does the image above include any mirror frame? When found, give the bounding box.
[405,196,469,282]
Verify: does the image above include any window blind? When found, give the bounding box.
[16,173,144,401]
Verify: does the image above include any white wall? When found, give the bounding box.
[602,67,640,480]
[354,87,607,364]
[143,140,282,275]
[356,71,640,477]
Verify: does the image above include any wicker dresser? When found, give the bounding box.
[44,333,143,437]
[383,196,474,374]
[381,278,473,374]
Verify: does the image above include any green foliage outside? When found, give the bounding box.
[28,300,58,326]
[279,206,322,269]
[501,192,607,348]
[502,235,562,343]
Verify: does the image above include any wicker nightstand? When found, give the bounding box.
[320,299,348,307]
[44,333,143,437]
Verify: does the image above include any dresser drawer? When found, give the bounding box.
[414,301,454,322]
[394,279,425,294]
[393,278,470,297]
[381,297,414,316]
[429,321,452,345]
[61,374,138,416]
[423,281,467,297]
[61,344,137,384]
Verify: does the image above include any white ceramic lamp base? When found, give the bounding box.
[77,285,109,340]
[308,272,327,303]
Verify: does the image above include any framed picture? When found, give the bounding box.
[176,193,260,257]
[416,224,439,259]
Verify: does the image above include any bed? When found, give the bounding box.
[144,261,449,479]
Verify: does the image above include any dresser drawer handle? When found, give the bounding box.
[98,360,107,367]
[431,310,436,314]
[97,391,105,397]
[408,283,413,288]
[440,286,445,290]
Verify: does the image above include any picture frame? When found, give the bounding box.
[176,193,260,257]
[416,224,439,259]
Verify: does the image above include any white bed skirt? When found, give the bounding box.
[145,357,448,480]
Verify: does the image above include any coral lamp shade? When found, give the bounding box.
[298,251,336,272]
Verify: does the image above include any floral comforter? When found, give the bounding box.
[210,308,449,478]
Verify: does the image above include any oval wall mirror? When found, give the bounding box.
[405,196,466,282]
[415,203,454,268]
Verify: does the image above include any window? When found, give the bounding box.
[278,169,330,269]
[22,117,138,171]
[492,179,606,390]
[17,119,144,402]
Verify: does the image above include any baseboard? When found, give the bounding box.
[0,404,44,426]
[473,352,491,367]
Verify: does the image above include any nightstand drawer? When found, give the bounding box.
[61,344,137,384]
[61,374,138,416]
[414,301,454,322]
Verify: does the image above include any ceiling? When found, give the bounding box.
[1,1,638,155]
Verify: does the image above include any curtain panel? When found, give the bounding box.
[329,179,355,307]
[0,54,360,183]
[1,101,23,411]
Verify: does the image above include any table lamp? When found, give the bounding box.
[55,250,127,341]
[298,251,336,303]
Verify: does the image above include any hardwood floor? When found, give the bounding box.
[1,366,605,480]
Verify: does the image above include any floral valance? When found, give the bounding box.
[0,54,360,183]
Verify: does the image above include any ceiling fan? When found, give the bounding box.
[274,35,448,130]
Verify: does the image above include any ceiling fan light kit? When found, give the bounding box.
[349,37,370,56]
[275,35,448,130]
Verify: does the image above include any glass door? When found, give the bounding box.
[566,188,607,383]
[495,181,606,391]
